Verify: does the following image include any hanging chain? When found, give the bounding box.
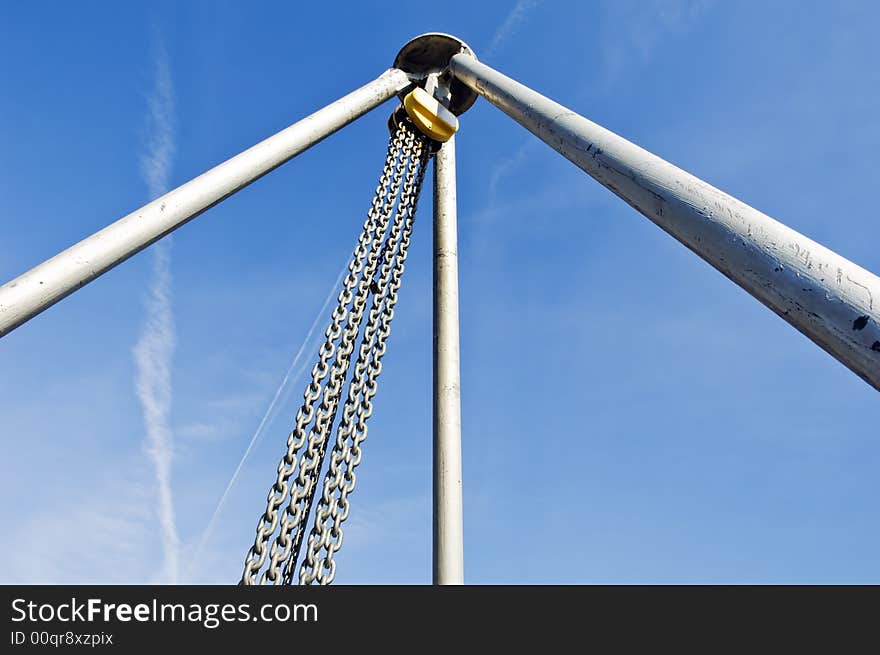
[259,127,412,585]
[241,123,408,584]
[299,138,430,585]
[241,118,432,585]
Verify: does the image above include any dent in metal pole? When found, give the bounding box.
[450,53,880,392]
[433,134,464,585]
[0,68,412,338]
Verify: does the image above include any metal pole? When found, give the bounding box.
[0,68,412,338]
[433,134,464,584]
[450,54,880,392]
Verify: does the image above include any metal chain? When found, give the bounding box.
[272,126,419,585]
[241,123,409,585]
[285,162,413,584]
[299,132,430,585]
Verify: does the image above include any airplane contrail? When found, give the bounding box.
[193,257,350,575]
[133,36,180,584]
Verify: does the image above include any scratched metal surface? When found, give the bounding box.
[451,53,880,391]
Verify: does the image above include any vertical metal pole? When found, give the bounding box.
[433,134,464,585]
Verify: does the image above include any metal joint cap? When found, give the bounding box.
[393,33,478,115]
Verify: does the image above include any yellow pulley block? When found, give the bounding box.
[402,86,459,142]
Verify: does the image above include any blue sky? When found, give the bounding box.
[1,0,878,584]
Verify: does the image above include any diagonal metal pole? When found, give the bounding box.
[450,53,880,392]
[433,133,464,585]
[0,68,412,338]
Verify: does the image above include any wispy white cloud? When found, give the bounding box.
[488,138,541,200]
[133,36,179,584]
[484,0,541,59]
[140,37,175,199]
[485,0,715,200]
[1,471,157,584]
[598,0,716,91]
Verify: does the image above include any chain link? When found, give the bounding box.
[271,126,421,585]
[241,123,409,584]
[241,118,432,585]
[299,136,429,584]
